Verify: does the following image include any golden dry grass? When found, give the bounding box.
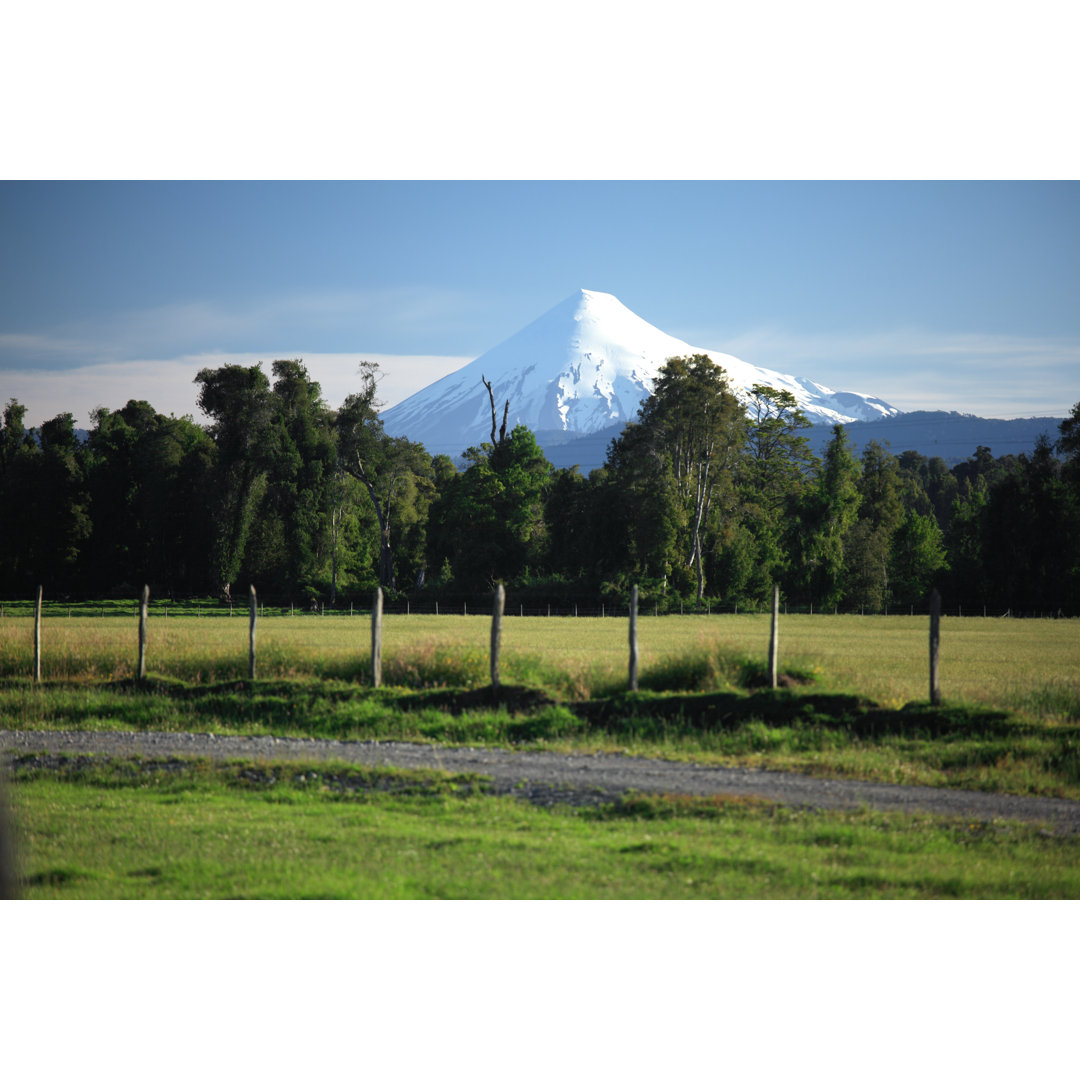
[1,610,1077,720]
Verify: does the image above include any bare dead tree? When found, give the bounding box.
[481,375,510,446]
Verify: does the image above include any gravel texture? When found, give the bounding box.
[4,728,1080,833]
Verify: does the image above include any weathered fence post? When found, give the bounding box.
[628,585,639,692]
[138,585,149,681]
[490,584,505,701]
[248,585,257,680]
[33,586,42,684]
[371,587,383,688]
[769,584,779,690]
[929,588,941,705]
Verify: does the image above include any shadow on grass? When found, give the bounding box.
[96,675,1022,743]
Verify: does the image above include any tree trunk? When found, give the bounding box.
[354,457,397,590]
[329,504,339,607]
[379,530,395,592]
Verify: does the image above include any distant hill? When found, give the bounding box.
[801,411,1066,464]
[537,411,1067,474]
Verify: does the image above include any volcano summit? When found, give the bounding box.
[379,289,899,457]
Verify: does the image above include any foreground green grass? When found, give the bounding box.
[9,756,1078,899]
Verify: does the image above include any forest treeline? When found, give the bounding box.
[3,355,1079,613]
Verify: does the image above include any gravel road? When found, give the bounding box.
[4,728,1079,834]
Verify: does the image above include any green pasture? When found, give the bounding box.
[1,610,1078,799]
[8,755,1079,899]
[1,608,1077,717]
[3,610,1078,898]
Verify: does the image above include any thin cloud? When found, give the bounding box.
[0,286,483,371]
[693,326,1080,418]
[1,351,473,429]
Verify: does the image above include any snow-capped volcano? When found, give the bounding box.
[379,289,899,456]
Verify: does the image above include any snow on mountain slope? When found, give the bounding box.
[379,289,899,456]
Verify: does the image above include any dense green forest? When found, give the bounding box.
[3,355,1079,613]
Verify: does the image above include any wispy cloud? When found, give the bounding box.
[1,352,473,429]
[688,326,1080,418]
[0,286,483,372]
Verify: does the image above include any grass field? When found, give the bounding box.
[2,610,1077,898]
[8,755,1079,899]
[2,610,1078,712]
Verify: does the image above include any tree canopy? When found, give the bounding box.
[1,369,1077,615]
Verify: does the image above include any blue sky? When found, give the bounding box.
[2,180,1078,428]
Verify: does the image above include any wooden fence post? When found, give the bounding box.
[769,584,779,690]
[628,585,639,692]
[33,586,42,684]
[138,585,149,681]
[371,587,383,688]
[929,588,941,705]
[249,585,257,680]
[490,584,505,700]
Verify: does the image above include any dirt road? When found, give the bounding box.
[4,729,1079,834]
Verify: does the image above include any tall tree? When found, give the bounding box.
[736,384,817,601]
[845,441,904,612]
[798,424,861,609]
[981,435,1076,610]
[428,424,551,590]
[889,508,948,607]
[621,354,744,600]
[195,363,274,600]
[0,400,40,591]
[84,400,214,594]
[1055,403,1080,609]
[945,475,990,608]
[245,360,338,595]
[335,361,432,591]
[32,413,92,590]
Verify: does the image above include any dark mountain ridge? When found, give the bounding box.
[538,412,1067,474]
